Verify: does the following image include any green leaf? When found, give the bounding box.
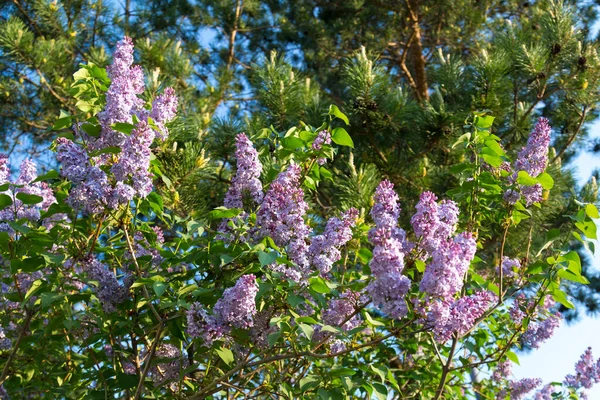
[111,122,136,135]
[81,122,101,137]
[364,311,385,327]
[16,192,44,205]
[24,279,43,301]
[585,203,599,219]
[516,171,538,186]
[329,104,350,125]
[32,170,59,183]
[475,115,495,129]
[506,351,520,365]
[415,259,426,273]
[330,367,356,377]
[89,146,121,157]
[267,331,281,346]
[258,251,277,267]
[331,127,354,148]
[216,347,234,366]
[483,139,505,156]
[116,373,138,389]
[309,277,330,294]
[153,281,167,297]
[298,323,314,340]
[0,194,13,210]
[282,136,305,150]
[209,207,241,219]
[552,289,574,309]
[536,173,554,190]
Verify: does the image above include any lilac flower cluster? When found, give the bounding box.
[509,294,562,348]
[499,257,520,279]
[534,385,554,400]
[0,156,58,231]
[564,347,600,389]
[492,360,512,382]
[151,344,189,390]
[521,313,561,349]
[367,180,412,319]
[312,130,331,165]
[315,291,362,352]
[186,275,258,346]
[223,133,264,209]
[0,328,11,351]
[308,208,358,275]
[508,378,543,399]
[429,291,497,342]
[127,226,164,266]
[255,164,311,269]
[504,117,552,206]
[411,192,460,254]
[81,257,129,313]
[57,37,178,213]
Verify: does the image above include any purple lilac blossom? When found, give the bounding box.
[492,360,512,382]
[509,378,543,399]
[0,328,10,351]
[223,133,264,209]
[430,291,496,342]
[564,347,600,389]
[367,180,411,319]
[151,344,188,390]
[499,257,520,278]
[57,37,178,213]
[255,164,311,269]
[505,117,552,206]
[312,130,332,165]
[81,257,128,313]
[534,385,554,400]
[308,208,358,275]
[521,313,562,349]
[186,303,227,346]
[0,157,57,229]
[321,291,361,331]
[419,232,476,299]
[213,275,259,329]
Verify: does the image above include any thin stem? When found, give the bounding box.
[0,310,33,385]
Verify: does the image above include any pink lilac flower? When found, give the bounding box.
[223,133,264,210]
[308,208,358,275]
[367,180,412,319]
[505,117,552,206]
[430,291,496,342]
[213,274,259,329]
[522,313,562,349]
[534,385,554,400]
[255,164,311,269]
[321,291,361,331]
[186,303,227,346]
[312,130,332,165]
[499,257,520,279]
[419,232,476,299]
[509,378,543,399]
[0,157,57,229]
[149,87,179,140]
[492,360,512,382]
[564,347,600,389]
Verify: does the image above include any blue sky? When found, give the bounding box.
[512,123,600,397]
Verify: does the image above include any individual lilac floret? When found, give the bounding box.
[492,360,512,382]
[82,257,128,313]
[564,347,600,389]
[308,208,358,275]
[255,164,311,269]
[505,117,552,206]
[223,133,264,210]
[186,303,227,346]
[213,274,259,329]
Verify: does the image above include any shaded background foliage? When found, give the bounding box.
[1,0,600,318]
